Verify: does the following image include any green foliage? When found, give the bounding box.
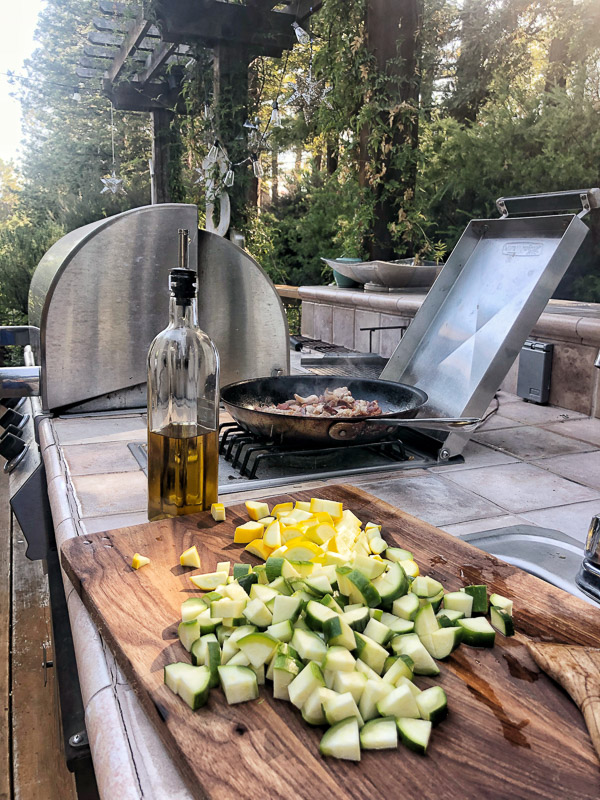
[0,218,64,321]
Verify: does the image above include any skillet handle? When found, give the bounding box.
[328,416,482,441]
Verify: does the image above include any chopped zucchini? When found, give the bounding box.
[396,717,432,755]
[323,616,357,651]
[319,717,361,761]
[420,626,463,660]
[490,606,515,637]
[180,597,207,622]
[333,671,368,704]
[461,584,488,615]
[178,619,200,652]
[177,664,212,710]
[443,591,473,617]
[457,616,495,647]
[354,632,389,675]
[340,606,370,633]
[321,646,356,673]
[358,679,393,722]
[363,618,393,646]
[392,592,420,621]
[291,628,328,662]
[376,683,420,718]
[237,632,278,667]
[218,665,259,704]
[490,593,513,615]
[323,691,364,727]
[302,687,337,726]
[416,685,448,725]
[372,562,409,606]
[360,717,398,750]
[288,661,326,708]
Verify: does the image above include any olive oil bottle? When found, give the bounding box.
[147,230,219,521]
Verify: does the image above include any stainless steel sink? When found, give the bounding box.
[463,525,598,606]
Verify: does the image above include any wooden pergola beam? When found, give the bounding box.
[103,74,183,112]
[105,14,153,82]
[134,41,179,85]
[153,0,297,58]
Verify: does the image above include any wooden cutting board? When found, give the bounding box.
[61,485,600,800]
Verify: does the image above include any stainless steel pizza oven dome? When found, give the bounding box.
[0,203,289,414]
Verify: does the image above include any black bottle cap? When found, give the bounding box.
[169,268,197,304]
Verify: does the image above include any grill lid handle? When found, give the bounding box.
[496,188,600,219]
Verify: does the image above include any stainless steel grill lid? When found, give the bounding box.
[381,189,598,459]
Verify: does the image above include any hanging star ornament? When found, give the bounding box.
[284,71,332,123]
[193,167,205,185]
[100,170,125,195]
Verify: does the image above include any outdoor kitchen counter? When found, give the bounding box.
[37,400,600,799]
[296,285,600,416]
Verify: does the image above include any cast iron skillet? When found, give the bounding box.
[221,375,479,448]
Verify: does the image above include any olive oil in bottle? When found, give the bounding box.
[147,231,220,521]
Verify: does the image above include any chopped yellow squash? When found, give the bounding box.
[244,538,273,560]
[216,561,231,574]
[179,545,201,569]
[189,571,229,590]
[131,553,150,570]
[234,520,265,544]
[303,522,336,546]
[283,537,323,561]
[245,500,270,521]
[263,520,282,549]
[272,502,294,517]
[400,559,420,578]
[310,497,343,519]
[294,501,311,512]
[211,503,226,521]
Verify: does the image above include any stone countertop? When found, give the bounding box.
[295,286,600,346]
[40,396,600,799]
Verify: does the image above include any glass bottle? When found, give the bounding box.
[147,229,219,521]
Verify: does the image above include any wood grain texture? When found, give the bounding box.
[61,484,600,800]
[526,641,600,761]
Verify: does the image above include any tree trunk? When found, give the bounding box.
[326,139,338,175]
[363,0,423,261]
[271,148,279,205]
[448,0,490,124]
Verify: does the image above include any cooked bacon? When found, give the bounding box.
[258,387,382,418]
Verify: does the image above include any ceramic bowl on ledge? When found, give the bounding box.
[322,257,442,289]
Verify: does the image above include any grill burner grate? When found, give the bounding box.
[219,422,410,479]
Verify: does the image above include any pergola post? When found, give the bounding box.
[151,109,175,204]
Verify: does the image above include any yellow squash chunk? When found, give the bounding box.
[131,553,150,570]
[269,544,288,558]
[263,520,282,549]
[295,501,311,512]
[189,570,229,590]
[341,509,363,528]
[281,526,303,544]
[400,559,420,578]
[216,561,231,574]
[310,497,343,519]
[272,502,294,517]
[282,509,314,523]
[180,545,201,569]
[365,521,381,534]
[245,500,270,521]
[304,522,336,546]
[282,537,323,561]
[320,551,349,567]
[244,538,273,560]
[211,503,226,521]
[313,511,334,525]
[258,515,275,526]
[234,520,265,544]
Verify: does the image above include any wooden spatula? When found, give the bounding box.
[526,641,600,760]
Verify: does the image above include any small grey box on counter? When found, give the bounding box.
[517,340,554,404]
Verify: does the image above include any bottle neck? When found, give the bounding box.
[168,296,198,328]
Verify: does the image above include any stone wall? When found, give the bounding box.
[295,286,600,418]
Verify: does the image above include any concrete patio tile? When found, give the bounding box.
[356,474,505,527]
[531,450,600,492]
[430,441,518,472]
[473,425,596,461]
[53,414,146,445]
[71,471,147,517]
[541,417,600,447]
[441,514,532,538]
[518,500,600,544]
[62,441,141,476]
[442,462,600,514]
[475,414,524,432]
[495,400,586,426]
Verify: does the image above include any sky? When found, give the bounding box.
[0,0,45,164]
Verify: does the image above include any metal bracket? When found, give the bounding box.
[42,644,54,687]
[69,731,89,748]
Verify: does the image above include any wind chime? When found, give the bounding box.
[100,103,126,195]
[192,13,331,195]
